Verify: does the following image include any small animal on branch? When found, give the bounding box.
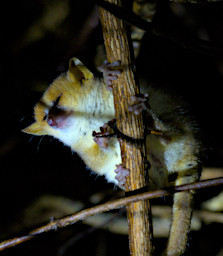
[23,57,202,256]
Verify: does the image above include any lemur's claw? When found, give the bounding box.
[128,94,149,115]
[115,164,130,189]
[98,60,122,91]
[92,122,115,148]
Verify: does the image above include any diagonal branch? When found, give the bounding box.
[0,178,222,252]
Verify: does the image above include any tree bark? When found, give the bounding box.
[99,1,154,255]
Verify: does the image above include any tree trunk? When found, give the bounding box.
[99,1,154,255]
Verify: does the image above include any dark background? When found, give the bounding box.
[0,0,223,255]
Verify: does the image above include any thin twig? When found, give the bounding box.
[96,0,223,59]
[169,0,222,3]
[0,177,222,251]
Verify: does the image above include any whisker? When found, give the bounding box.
[37,136,45,152]
[19,116,27,123]
[28,135,35,143]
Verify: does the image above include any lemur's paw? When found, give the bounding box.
[92,123,109,148]
[93,135,110,148]
[92,121,115,148]
[128,94,149,115]
[98,60,122,91]
[115,164,130,189]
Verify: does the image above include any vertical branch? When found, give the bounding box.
[99,1,153,255]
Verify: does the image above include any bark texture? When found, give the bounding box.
[99,1,153,255]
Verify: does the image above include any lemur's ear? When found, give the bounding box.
[67,57,93,83]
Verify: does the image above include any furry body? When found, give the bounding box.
[23,58,202,256]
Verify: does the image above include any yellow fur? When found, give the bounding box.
[23,58,120,184]
[23,58,202,255]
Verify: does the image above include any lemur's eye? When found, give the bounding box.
[42,95,62,124]
[54,95,61,106]
[47,107,61,127]
[187,163,194,168]
[46,94,71,129]
[47,96,64,128]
